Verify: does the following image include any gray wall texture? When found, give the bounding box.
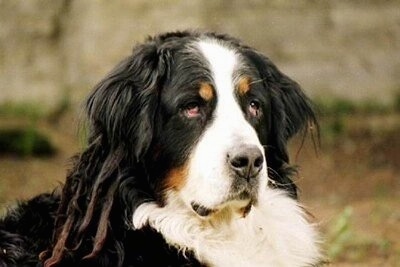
[1,0,399,109]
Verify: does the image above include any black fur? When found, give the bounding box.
[242,48,317,197]
[0,30,317,267]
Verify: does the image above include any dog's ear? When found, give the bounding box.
[85,42,168,161]
[44,43,170,265]
[245,50,317,197]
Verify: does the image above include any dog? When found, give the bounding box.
[0,31,322,267]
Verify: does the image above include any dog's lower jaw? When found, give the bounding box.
[190,202,216,217]
[190,198,253,219]
[132,188,322,267]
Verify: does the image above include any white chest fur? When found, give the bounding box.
[133,189,321,267]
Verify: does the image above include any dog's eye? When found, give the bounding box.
[249,100,261,117]
[183,102,201,118]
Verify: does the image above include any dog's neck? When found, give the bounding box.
[132,188,322,267]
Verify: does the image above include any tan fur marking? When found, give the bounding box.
[239,203,253,218]
[237,77,251,95]
[164,165,188,191]
[199,83,214,101]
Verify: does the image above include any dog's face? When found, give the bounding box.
[156,40,269,216]
[86,31,316,218]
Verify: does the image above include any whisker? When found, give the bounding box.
[249,78,265,85]
[266,167,297,187]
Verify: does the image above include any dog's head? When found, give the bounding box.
[45,31,317,266]
[86,31,316,215]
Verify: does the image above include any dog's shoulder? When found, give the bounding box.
[124,226,203,266]
[0,193,59,266]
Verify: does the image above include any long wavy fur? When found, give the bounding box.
[41,37,168,267]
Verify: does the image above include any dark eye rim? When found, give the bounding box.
[248,98,262,118]
[183,101,201,110]
[249,99,261,110]
[180,100,204,118]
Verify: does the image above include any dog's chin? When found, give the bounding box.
[190,202,217,217]
[190,190,256,219]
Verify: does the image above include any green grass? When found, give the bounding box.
[325,203,396,263]
[0,102,46,120]
[320,116,346,143]
[0,97,72,157]
[326,206,353,260]
[0,127,56,157]
[314,97,399,143]
[394,92,400,112]
[0,94,71,122]
[314,97,396,117]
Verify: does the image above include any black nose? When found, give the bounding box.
[228,145,264,179]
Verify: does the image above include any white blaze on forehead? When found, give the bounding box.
[196,39,245,125]
[197,40,237,92]
[196,39,259,139]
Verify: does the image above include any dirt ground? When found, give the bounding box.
[0,112,399,266]
[295,114,400,266]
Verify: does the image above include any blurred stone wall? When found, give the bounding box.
[1,0,399,109]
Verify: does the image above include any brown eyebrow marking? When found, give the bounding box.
[199,83,214,101]
[237,76,252,95]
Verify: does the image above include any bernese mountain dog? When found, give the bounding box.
[0,31,322,267]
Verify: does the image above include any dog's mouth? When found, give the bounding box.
[190,202,216,217]
[190,189,255,218]
[190,200,253,218]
